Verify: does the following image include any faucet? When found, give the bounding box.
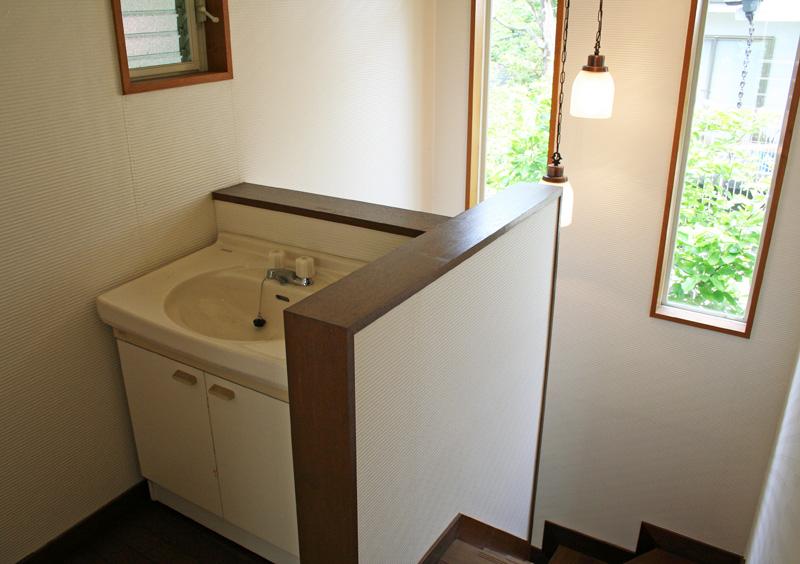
[267,267,313,287]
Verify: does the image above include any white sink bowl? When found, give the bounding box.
[97,232,362,397]
[165,268,311,342]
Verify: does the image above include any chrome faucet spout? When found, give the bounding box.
[266,267,313,287]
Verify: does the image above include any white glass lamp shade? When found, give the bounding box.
[541,177,574,227]
[570,69,615,119]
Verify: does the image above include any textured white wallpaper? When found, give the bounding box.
[747,353,800,564]
[228,0,469,217]
[535,0,800,554]
[354,202,558,563]
[0,2,239,561]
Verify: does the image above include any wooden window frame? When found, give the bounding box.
[111,0,233,95]
[465,0,564,209]
[650,0,800,338]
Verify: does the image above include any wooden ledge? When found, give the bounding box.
[286,182,561,334]
[212,183,449,237]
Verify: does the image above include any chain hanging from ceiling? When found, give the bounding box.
[551,0,570,167]
[737,0,761,109]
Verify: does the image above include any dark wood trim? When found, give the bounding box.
[466,1,564,208]
[111,0,233,95]
[286,183,561,333]
[204,0,233,73]
[212,183,449,237]
[465,0,487,210]
[287,183,561,563]
[649,0,699,330]
[650,0,800,338]
[285,316,358,564]
[742,39,800,338]
[528,197,562,543]
[542,521,635,564]
[465,0,475,210]
[20,481,150,563]
[636,522,744,564]
[419,514,535,564]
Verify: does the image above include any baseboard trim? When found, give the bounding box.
[149,481,298,564]
[636,522,745,564]
[419,514,534,564]
[19,480,149,563]
[541,521,636,564]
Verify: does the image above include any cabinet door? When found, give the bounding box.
[117,341,222,515]
[205,374,299,555]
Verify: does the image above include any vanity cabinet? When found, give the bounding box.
[117,341,298,558]
[117,341,222,515]
[206,374,299,555]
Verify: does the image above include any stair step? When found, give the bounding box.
[629,549,695,564]
[549,545,607,564]
[439,539,531,564]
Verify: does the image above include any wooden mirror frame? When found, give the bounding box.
[650,0,800,338]
[111,0,233,95]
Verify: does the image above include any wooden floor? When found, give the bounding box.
[26,496,269,564]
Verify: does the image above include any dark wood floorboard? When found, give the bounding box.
[27,498,269,564]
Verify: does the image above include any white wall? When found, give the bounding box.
[430,0,472,215]
[0,3,240,562]
[0,1,468,561]
[533,0,800,554]
[229,0,470,217]
[747,352,800,563]
[354,199,559,563]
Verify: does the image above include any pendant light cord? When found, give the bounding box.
[552,0,570,167]
[594,0,604,56]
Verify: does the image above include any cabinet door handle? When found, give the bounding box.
[172,370,197,386]
[208,384,235,401]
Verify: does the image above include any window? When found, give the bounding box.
[699,36,774,108]
[652,0,800,337]
[123,0,203,78]
[466,0,561,207]
[111,0,232,94]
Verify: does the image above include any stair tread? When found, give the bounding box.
[629,549,695,564]
[549,545,607,564]
[439,539,530,564]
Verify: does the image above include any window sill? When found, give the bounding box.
[122,70,232,95]
[651,304,749,338]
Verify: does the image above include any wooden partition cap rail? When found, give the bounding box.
[286,182,562,334]
[212,183,449,237]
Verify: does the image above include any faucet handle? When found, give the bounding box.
[295,256,316,279]
[267,250,285,269]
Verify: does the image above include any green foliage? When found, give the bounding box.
[667,107,776,317]
[484,0,555,196]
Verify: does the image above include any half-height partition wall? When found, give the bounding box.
[285,183,562,563]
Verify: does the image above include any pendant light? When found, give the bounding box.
[570,0,615,119]
[543,0,574,227]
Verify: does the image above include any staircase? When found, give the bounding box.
[422,516,744,564]
[547,547,695,564]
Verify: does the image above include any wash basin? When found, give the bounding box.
[97,232,364,396]
[164,268,311,342]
